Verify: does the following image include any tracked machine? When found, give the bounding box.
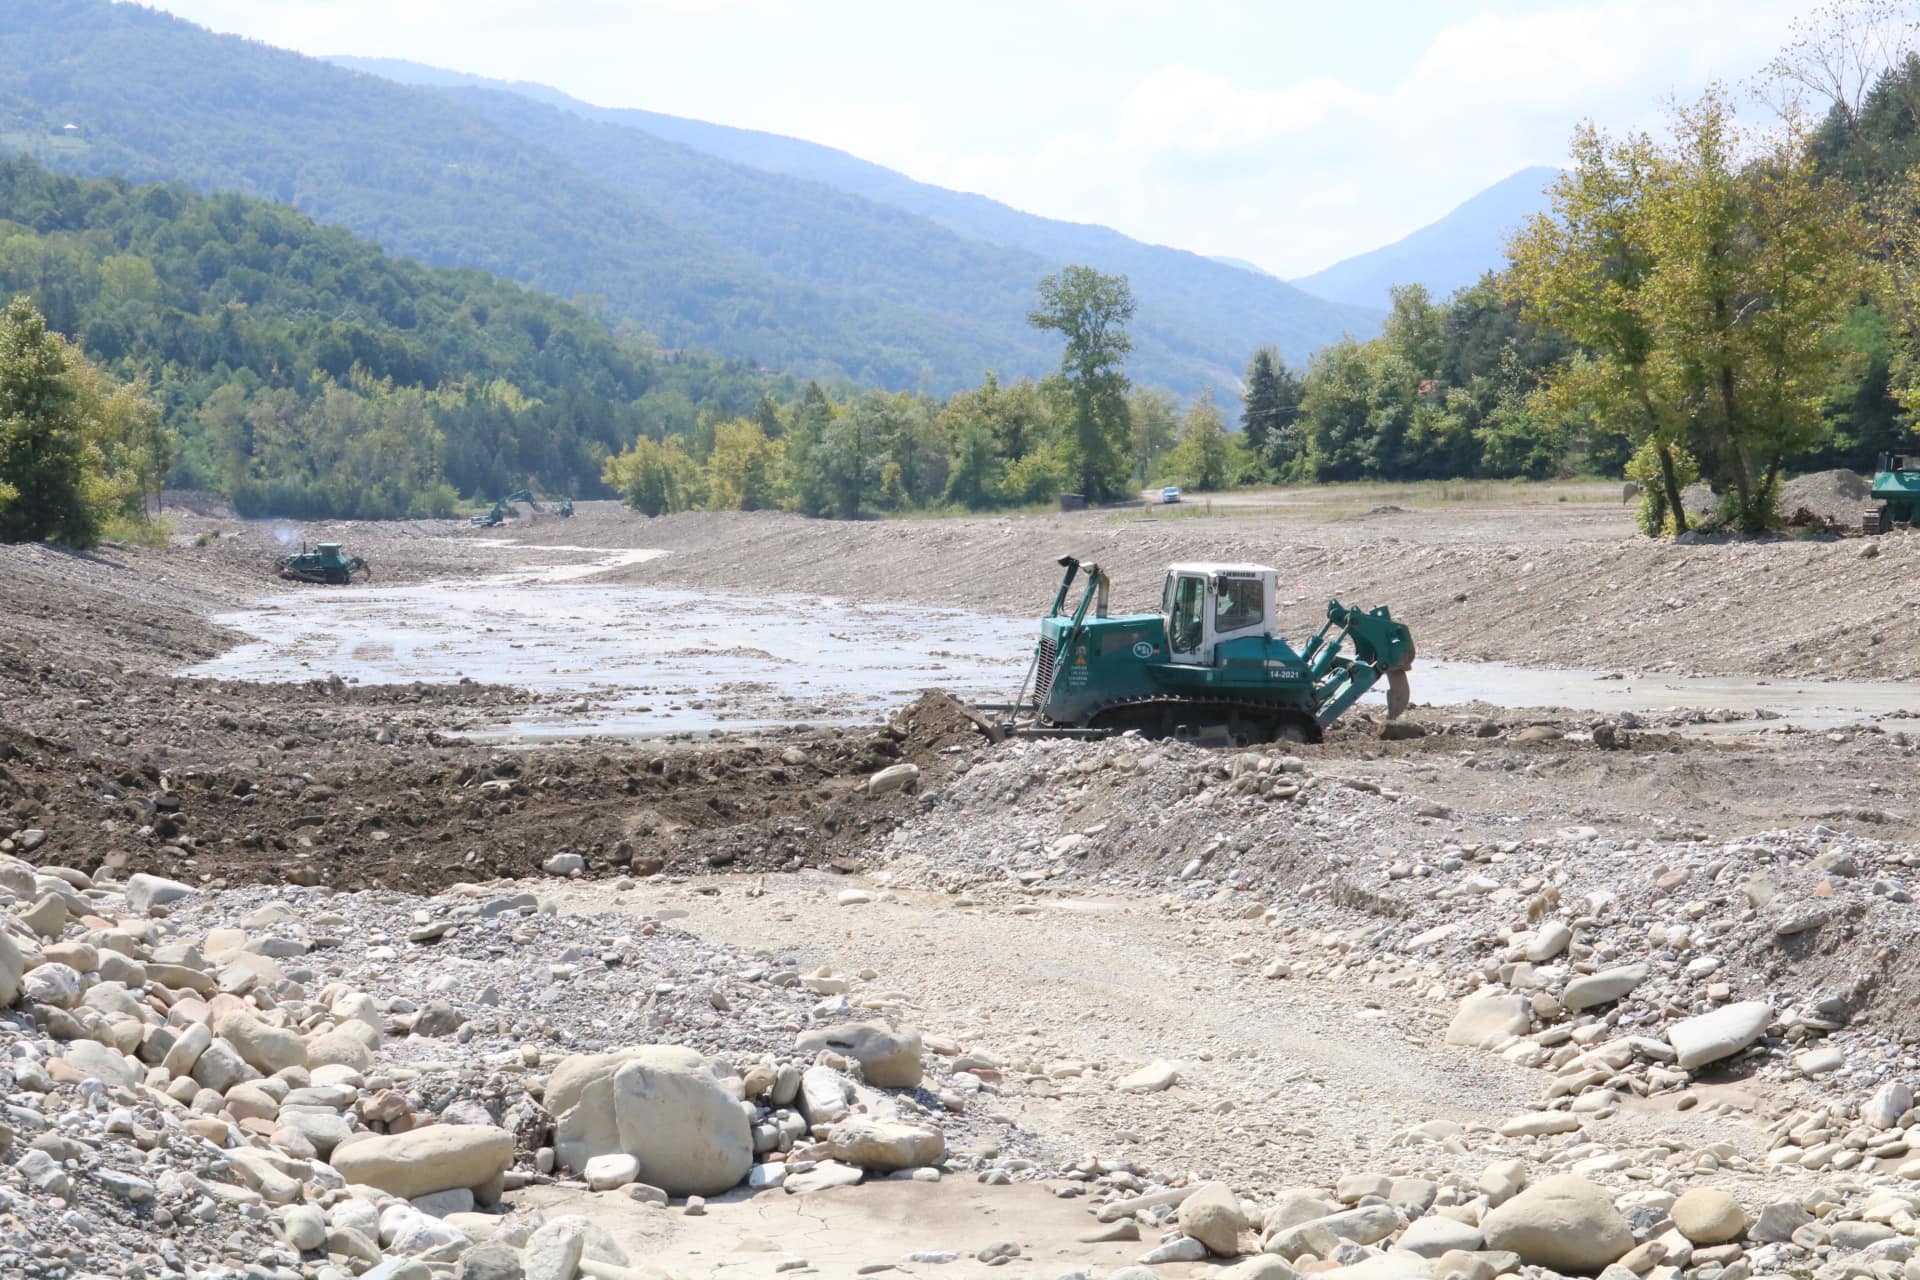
[1863,453,1920,534]
[275,542,370,585]
[995,557,1414,744]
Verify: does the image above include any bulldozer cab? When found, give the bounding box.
[1161,563,1275,665]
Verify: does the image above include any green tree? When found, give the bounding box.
[943,418,1003,508]
[707,418,785,511]
[69,358,173,531]
[603,435,702,516]
[1509,122,1694,530]
[1381,285,1446,379]
[0,295,96,545]
[1027,266,1136,501]
[1161,388,1234,490]
[1128,388,1180,484]
[1240,346,1302,474]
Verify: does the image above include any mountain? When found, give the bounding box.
[0,4,1377,400]
[1289,167,1562,311]
[1208,255,1277,278]
[326,55,1383,383]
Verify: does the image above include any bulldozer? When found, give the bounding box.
[276,542,370,585]
[1863,453,1920,534]
[994,557,1413,744]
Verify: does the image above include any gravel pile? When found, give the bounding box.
[0,857,1056,1280]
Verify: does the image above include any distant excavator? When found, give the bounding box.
[470,489,574,528]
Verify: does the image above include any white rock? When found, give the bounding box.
[279,1204,328,1252]
[1138,1236,1209,1264]
[329,1124,513,1199]
[58,1040,139,1088]
[867,763,920,795]
[826,1117,945,1172]
[795,1020,924,1087]
[1116,1060,1179,1093]
[584,1153,639,1191]
[1666,1001,1773,1070]
[1499,1111,1581,1137]
[1866,1081,1913,1130]
[0,923,21,1006]
[1396,1216,1483,1256]
[523,1219,586,1280]
[1480,1174,1632,1272]
[1562,963,1648,1011]
[610,1045,753,1195]
[1445,993,1527,1048]
[126,873,196,915]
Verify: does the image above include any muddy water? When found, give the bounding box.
[184,563,1914,739]
[184,580,1035,739]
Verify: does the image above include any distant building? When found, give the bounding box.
[57,123,80,137]
[1417,378,1443,398]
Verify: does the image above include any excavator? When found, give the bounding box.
[993,556,1414,744]
[470,489,575,528]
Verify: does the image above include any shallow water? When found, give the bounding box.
[184,570,1914,739]
[184,580,1036,739]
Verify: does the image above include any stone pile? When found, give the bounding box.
[0,855,997,1279]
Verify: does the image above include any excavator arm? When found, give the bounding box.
[1301,599,1415,728]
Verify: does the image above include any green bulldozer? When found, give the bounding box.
[276,542,370,585]
[996,556,1414,745]
[1863,453,1920,534]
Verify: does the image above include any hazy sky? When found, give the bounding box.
[136,0,1811,277]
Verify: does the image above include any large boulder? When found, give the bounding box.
[610,1046,752,1196]
[1670,1188,1748,1245]
[330,1124,512,1199]
[794,1020,924,1088]
[1480,1175,1632,1273]
[1667,1001,1773,1070]
[1179,1182,1249,1257]
[826,1117,944,1172]
[546,1050,647,1173]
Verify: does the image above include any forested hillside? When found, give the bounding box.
[0,1,1372,396]
[0,154,789,517]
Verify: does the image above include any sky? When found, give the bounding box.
[135,0,1813,277]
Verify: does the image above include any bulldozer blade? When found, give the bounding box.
[1385,667,1411,720]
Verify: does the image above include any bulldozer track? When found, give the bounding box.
[1076,694,1323,745]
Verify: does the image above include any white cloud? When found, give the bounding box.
[897,0,1811,277]
[134,0,1815,280]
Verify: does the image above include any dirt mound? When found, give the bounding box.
[1779,469,1871,526]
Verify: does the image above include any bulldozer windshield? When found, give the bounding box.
[1214,576,1263,633]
